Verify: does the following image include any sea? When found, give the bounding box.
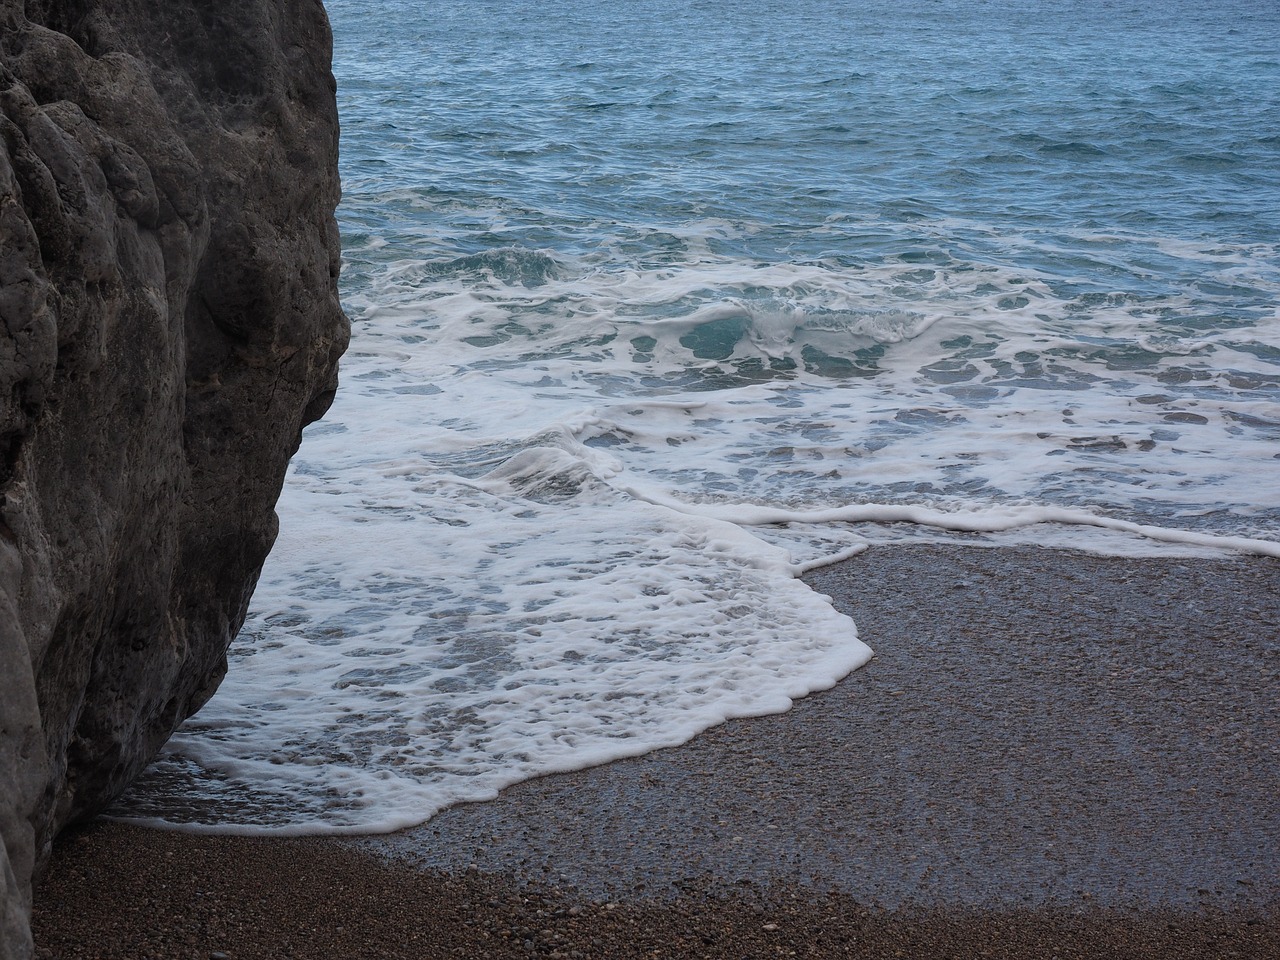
[112,0,1280,833]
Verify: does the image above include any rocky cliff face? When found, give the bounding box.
[0,1,348,955]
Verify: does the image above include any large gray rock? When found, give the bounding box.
[0,2,348,955]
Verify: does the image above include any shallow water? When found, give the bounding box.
[113,0,1280,832]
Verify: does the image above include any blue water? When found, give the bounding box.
[113,0,1280,832]
[339,0,1279,273]
[330,0,1280,524]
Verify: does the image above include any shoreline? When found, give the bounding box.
[33,544,1280,957]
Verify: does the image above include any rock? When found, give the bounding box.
[0,1,349,956]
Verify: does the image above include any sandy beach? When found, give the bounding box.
[32,544,1280,958]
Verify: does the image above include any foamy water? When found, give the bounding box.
[112,0,1280,832]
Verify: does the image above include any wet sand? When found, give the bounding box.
[32,544,1280,958]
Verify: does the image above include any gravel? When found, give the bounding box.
[32,544,1280,959]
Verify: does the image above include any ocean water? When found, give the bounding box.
[113,0,1280,832]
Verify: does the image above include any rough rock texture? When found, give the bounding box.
[0,1,348,956]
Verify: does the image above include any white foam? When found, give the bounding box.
[115,418,872,833]
[627,486,1280,560]
[112,201,1280,834]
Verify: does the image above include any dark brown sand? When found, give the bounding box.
[32,544,1280,959]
